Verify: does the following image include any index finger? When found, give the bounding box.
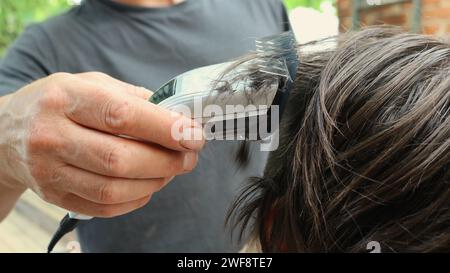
[64,80,205,151]
[77,72,154,100]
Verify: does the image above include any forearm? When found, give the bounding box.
[0,94,26,221]
[0,183,24,221]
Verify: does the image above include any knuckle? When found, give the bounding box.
[50,72,73,79]
[131,86,151,99]
[38,89,65,110]
[166,153,186,175]
[31,166,67,200]
[29,162,48,181]
[86,71,109,79]
[27,122,64,154]
[39,76,71,109]
[102,99,133,132]
[38,188,58,204]
[97,182,119,204]
[103,146,129,176]
[49,165,67,185]
[50,169,63,184]
[48,72,73,83]
[82,72,112,82]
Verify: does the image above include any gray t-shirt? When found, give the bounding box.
[0,0,289,252]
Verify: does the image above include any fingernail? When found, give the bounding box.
[183,152,198,171]
[180,127,205,151]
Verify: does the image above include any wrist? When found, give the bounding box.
[0,93,12,108]
[0,180,25,221]
[0,181,25,195]
[0,94,27,192]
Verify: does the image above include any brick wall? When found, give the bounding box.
[337,0,450,36]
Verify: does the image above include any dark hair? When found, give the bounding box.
[228,26,450,252]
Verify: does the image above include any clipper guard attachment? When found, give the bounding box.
[256,31,299,81]
[254,31,299,134]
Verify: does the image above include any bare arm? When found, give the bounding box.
[0,182,25,221]
[0,94,26,221]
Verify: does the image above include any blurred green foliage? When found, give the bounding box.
[0,0,71,56]
[284,0,333,11]
[0,0,334,56]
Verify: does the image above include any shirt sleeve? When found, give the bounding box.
[0,24,57,96]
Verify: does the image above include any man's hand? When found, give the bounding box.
[0,72,205,218]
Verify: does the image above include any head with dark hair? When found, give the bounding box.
[228,26,450,252]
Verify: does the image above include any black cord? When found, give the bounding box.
[47,213,80,253]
